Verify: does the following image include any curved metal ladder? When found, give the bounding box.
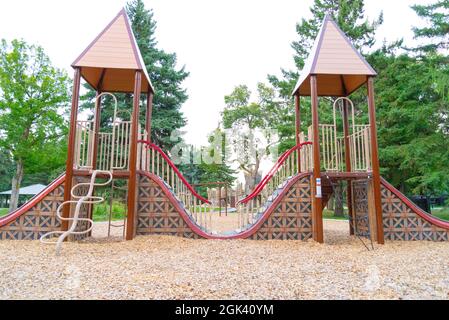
[40,170,113,255]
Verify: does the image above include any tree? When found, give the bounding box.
[198,128,237,187]
[364,47,449,194]
[81,0,189,151]
[0,148,14,193]
[222,85,278,193]
[0,39,70,211]
[412,0,449,52]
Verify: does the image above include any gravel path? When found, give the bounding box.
[0,220,448,300]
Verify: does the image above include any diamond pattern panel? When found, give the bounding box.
[137,175,201,239]
[0,185,64,240]
[250,176,313,240]
[352,180,370,239]
[381,184,449,241]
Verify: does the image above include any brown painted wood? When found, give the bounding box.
[126,71,142,241]
[310,75,323,243]
[321,172,371,180]
[367,77,385,244]
[62,68,81,231]
[145,91,153,142]
[295,94,301,172]
[73,169,130,179]
[91,91,102,170]
[342,99,354,235]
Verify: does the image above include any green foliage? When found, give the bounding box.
[0,39,70,188]
[81,0,189,151]
[0,148,13,191]
[92,201,126,222]
[198,128,237,186]
[433,207,449,221]
[365,48,449,194]
[412,0,449,52]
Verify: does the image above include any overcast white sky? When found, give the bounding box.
[0,0,433,146]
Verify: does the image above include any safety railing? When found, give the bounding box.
[307,124,344,172]
[236,142,312,230]
[299,132,313,172]
[349,125,371,172]
[97,132,112,171]
[138,140,213,233]
[74,120,95,169]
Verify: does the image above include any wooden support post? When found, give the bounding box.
[310,75,324,243]
[91,91,102,170]
[62,68,81,231]
[126,71,142,241]
[295,94,301,172]
[342,99,354,235]
[367,77,385,245]
[145,90,153,142]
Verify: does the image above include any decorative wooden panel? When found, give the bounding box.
[352,180,370,239]
[137,175,201,238]
[137,174,313,241]
[250,176,313,240]
[381,185,449,241]
[0,186,64,240]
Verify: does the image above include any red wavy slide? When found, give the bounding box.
[0,174,66,228]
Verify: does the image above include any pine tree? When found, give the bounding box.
[364,47,449,194]
[198,128,237,187]
[412,0,449,52]
[127,0,189,150]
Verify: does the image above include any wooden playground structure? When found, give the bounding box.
[0,10,448,248]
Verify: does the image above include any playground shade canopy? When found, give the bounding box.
[0,184,47,196]
[292,14,377,97]
[71,9,154,93]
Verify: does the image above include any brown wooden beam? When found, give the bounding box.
[367,77,385,245]
[73,169,130,179]
[310,75,324,243]
[91,91,102,170]
[62,68,81,231]
[295,94,301,172]
[342,99,354,235]
[126,71,142,241]
[145,90,153,142]
[322,172,371,180]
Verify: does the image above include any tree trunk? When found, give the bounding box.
[9,160,24,212]
[327,195,335,211]
[334,182,344,217]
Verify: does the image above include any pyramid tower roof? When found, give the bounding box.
[292,14,376,97]
[72,8,153,93]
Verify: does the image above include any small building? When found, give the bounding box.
[0,184,47,209]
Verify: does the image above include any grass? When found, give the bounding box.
[322,209,349,220]
[432,207,449,221]
[0,208,8,217]
[92,201,126,222]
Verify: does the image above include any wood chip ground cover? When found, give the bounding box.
[0,220,448,300]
